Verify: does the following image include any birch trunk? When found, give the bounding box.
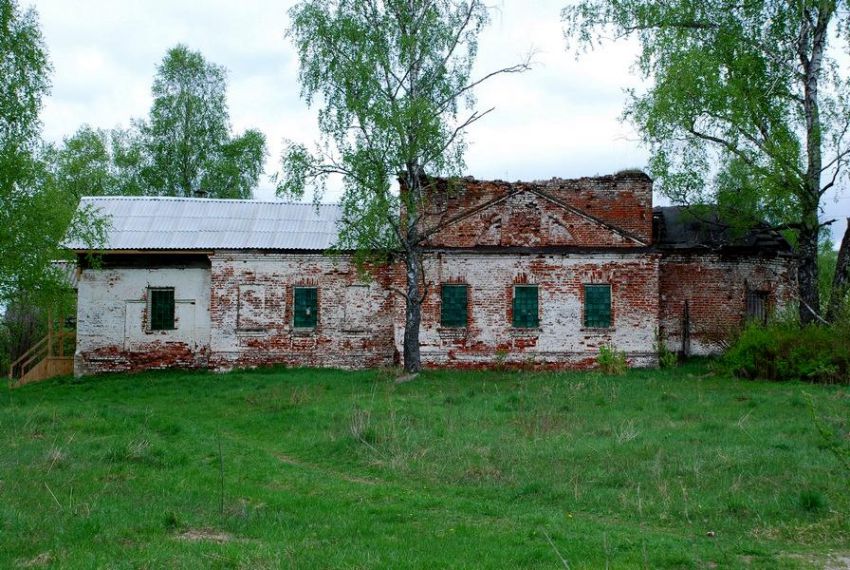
[402,243,423,373]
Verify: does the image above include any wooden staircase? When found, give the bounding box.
[8,325,75,389]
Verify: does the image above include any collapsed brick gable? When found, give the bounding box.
[422,171,653,249]
[539,172,654,243]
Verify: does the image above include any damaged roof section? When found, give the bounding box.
[67,186,791,256]
[653,206,793,253]
[65,196,343,251]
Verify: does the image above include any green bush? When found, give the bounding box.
[656,337,678,369]
[724,322,850,383]
[598,344,627,375]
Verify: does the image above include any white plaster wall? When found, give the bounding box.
[418,252,660,367]
[75,266,211,375]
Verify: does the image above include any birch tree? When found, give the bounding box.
[0,0,105,354]
[145,45,266,199]
[281,0,530,372]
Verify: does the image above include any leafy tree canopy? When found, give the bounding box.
[563,0,850,324]
[45,125,149,198]
[52,45,267,200]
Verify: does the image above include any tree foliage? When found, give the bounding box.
[0,301,43,375]
[45,125,149,198]
[51,45,267,200]
[0,0,52,301]
[201,128,267,199]
[282,0,529,372]
[143,45,267,198]
[0,0,102,311]
[563,0,850,324]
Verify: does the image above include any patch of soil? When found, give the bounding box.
[827,555,850,570]
[785,552,850,569]
[177,529,234,543]
[18,552,52,567]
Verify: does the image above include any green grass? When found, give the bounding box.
[1,361,849,568]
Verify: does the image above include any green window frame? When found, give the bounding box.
[440,284,468,328]
[293,287,318,328]
[584,284,612,328]
[512,285,539,328]
[149,288,175,331]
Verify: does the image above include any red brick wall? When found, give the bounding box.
[207,252,399,370]
[78,342,205,375]
[74,170,801,376]
[74,264,212,376]
[659,254,796,355]
[422,171,653,247]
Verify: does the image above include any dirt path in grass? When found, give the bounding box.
[273,452,379,486]
[823,554,850,569]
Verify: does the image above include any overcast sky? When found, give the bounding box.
[29,0,849,242]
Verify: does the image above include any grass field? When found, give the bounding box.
[1,361,849,568]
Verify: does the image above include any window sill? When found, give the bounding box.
[292,327,317,337]
[510,327,541,335]
[438,327,468,339]
[236,328,268,337]
[145,328,176,334]
[580,327,615,333]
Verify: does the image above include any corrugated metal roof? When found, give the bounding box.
[65,196,342,251]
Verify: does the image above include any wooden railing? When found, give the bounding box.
[8,327,76,389]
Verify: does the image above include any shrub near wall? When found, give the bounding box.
[724,323,850,383]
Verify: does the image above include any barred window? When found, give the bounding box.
[149,288,175,331]
[441,284,468,328]
[584,284,612,328]
[513,285,539,328]
[293,287,318,328]
[746,290,769,324]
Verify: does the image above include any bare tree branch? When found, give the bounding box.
[434,58,533,114]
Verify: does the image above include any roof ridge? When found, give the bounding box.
[79,196,341,207]
[422,170,651,186]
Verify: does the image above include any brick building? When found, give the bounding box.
[67,171,796,376]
